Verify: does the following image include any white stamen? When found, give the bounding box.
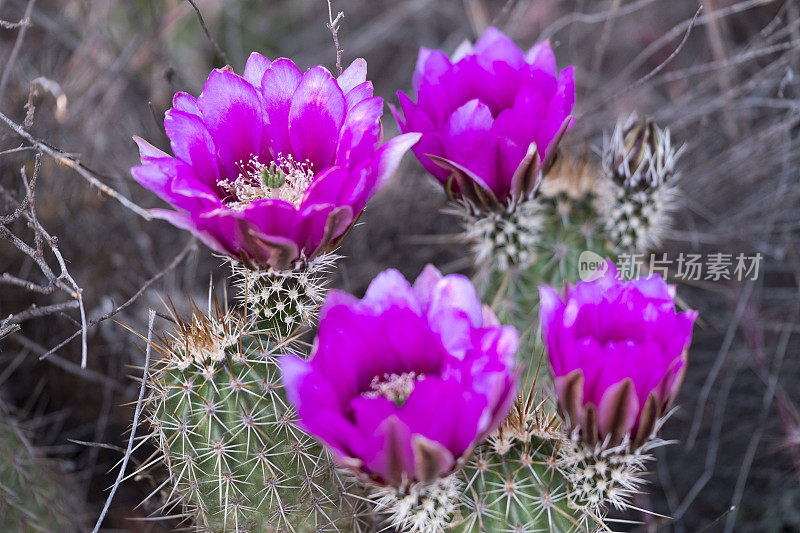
[220,154,315,210]
[364,372,422,405]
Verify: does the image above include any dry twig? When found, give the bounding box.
[91,309,155,533]
[327,0,345,75]
[186,0,229,65]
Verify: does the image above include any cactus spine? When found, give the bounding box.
[450,380,596,533]
[455,198,543,281]
[145,303,353,532]
[535,156,613,287]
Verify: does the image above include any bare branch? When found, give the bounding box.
[91,309,154,533]
[597,6,702,109]
[39,238,196,361]
[0,110,151,220]
[186,0,229,65]
[0,0,37,102]
[327,0,345,75]
[0,17,31,30]
[1,300,80,326]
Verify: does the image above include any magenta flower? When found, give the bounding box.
[539,260,696,447]
[131,54,420,270]
[280,265,518,487]
[393,27,575,206]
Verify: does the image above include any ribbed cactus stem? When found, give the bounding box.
[0,407,85,531]
[230,253,338,346]
[450,397,594,533]
[463,157,615,338]
[145,306,353,532]
[533,156,614,288]
[361,384,599,533]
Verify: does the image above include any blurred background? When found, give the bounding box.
[0,0,798,531]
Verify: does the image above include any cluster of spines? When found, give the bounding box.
[557,436,658,517]
[454,198,542,280]
[476,157,612,345]
[600,115,684,254]
[230,253,338,345]
[0,406,85,531]
[346,368,608,533]
[144,304,354,532]
[602,183,679,253]
[368,475,462,533]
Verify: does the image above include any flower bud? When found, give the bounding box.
[604,115,682,189]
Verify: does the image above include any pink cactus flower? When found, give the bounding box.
[394,27,575,207]
[539,260,697,447]
[280,265,518,487]
[132,54,420,270]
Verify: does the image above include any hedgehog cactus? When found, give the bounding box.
[362,379,599,533]
[539,262,697,519]
[0,406,85,531]
[130,54,419,344]
[145,303,356,532]
[124,22,698,533]
[476,156,614,337]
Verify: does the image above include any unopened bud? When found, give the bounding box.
[604,115,683,189]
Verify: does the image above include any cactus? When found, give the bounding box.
[557,435,659,517]
[468,157,614,370]
[454,198,543,283]
[363,367,665,533]
[452,433,584,532]
[0,405,85,531]
[230,253,338,347]
[145,302,356,532]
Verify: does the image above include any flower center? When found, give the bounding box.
[220,154,315,210]
[363,372,423,407]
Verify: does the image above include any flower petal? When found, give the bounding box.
[148,209,228,254]
[413,48,451,92]
[133,136,169,163]
[172,91,201,116]
[198,68,263,180]
[472,26,525,69]
[288,65,346,169]
[260,58,303,158]
[335,96,383,166]
[164,108,219,186]
[337,58,368,94]
[243,52,271,87]
[440,99,502,195]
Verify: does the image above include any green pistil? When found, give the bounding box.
[261,162,286,189]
